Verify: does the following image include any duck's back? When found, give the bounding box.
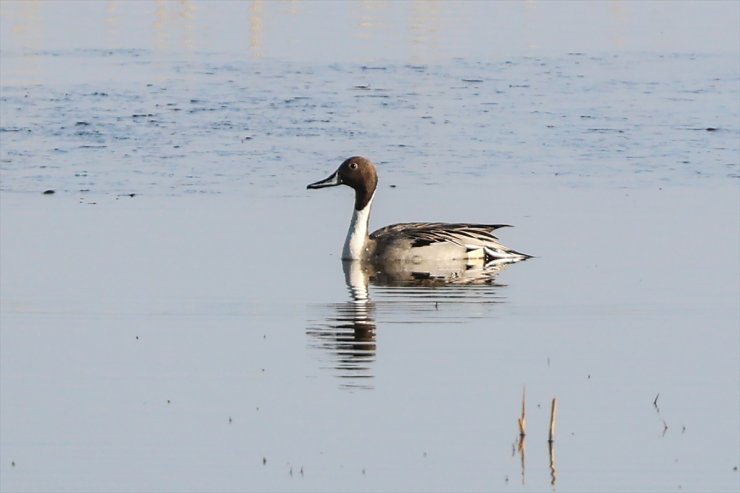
[369,222,527,263]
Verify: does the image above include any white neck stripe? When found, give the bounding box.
[342,193,374,260]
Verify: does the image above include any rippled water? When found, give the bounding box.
[2,52,738,198]
[1,2,739,493]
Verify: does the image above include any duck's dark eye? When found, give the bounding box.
[349,162,358,170]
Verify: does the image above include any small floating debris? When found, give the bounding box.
[42,189,55,195]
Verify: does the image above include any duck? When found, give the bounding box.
[307,156,530,264]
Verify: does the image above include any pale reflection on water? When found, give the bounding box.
[307,259,514,389]
[2,1,738,80]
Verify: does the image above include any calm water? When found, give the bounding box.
[1,2,739,492]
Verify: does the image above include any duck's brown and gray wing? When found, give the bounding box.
[370,222,529,261]
[370,222,508,246]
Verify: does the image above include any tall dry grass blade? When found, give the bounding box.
[518,385,526,437]
[548,397,558,444]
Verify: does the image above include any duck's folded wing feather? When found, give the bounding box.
[370,222,511,247]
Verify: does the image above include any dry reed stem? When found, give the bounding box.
[518,386,526,437]
[548,397,558,443]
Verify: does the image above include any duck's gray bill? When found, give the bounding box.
[307,171,341,189]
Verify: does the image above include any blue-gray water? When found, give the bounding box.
[1,2,739,492]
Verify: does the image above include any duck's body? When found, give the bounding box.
[369,222,522,262]
[307,156,530,264]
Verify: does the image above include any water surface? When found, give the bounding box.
[1,2,738,492]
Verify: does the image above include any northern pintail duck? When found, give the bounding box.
[307,156,530,264]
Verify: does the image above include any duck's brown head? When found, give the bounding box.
[307,156,378,210]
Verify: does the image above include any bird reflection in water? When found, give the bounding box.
[307,258,516,390]
[306,261,377,390]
